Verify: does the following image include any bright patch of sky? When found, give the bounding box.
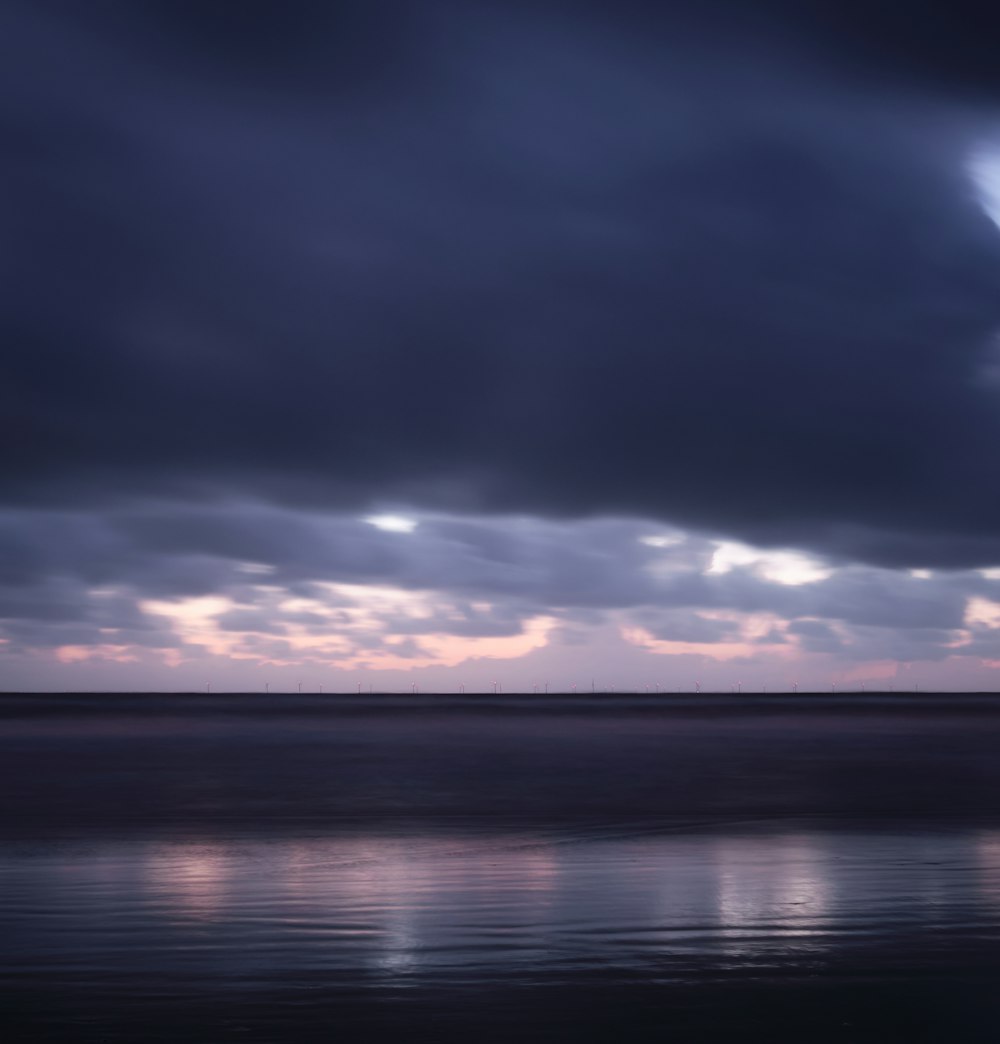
[364,514,418,533]
[969,146,1000,230]
[706,541,832,585]
[966,596,1000,629]
[638,533,684,548]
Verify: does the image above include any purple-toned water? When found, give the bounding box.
[3,694,1000,1041]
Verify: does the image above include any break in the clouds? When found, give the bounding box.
[4,505,1000,690]
[4,1,1000,687]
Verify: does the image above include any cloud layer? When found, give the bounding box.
[3,2,1000,568]
[5,3,1000,686]
[4,505,1000,687]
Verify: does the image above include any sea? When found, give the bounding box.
[3,692,1000,1042]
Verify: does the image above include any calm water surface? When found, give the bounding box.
[4,694,1000,1041]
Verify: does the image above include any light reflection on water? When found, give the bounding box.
[713,835,831,942]
[4,827,1000,989]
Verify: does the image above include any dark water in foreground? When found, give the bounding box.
[4,694,1000,1041]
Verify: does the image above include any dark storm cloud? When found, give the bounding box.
[4,2,1000,567]
[741,1,1000,98]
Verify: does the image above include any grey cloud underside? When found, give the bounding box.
[4,2,1000,568]
[2,506,1000,665]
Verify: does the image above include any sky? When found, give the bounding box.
[5,0,1000,691]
